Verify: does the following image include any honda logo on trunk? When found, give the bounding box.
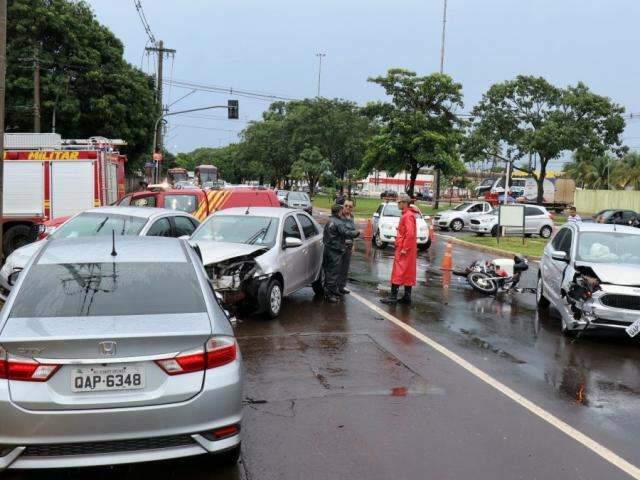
[98,341,117,356]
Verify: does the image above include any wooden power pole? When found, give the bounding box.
[0,0,7,259]
[33,43,41,133]
[145,40,175,157]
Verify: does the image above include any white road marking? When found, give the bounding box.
[351,291,640,480]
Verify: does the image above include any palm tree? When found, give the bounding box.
[564,153,619,189]
[611,152,640,190]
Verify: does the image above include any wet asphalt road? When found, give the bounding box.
[6,237,640,480]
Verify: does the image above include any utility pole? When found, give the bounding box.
[0,0,7,260]
[315,53,326,98]
[434,0,448,209]
[146,40,175,159]
[33,43,41,133]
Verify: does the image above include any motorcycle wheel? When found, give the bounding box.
[467,272,498,294]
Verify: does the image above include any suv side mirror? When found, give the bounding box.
[284,237,303,248]
[551,250,569,262]
[373,212,380,219]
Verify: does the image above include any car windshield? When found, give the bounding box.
[9,262,206,318]
[577,232,640,264]
[51,213,147,239]
[382,204,402,217]
[480,179,495,187]
[164,194,198,213]
[454,203,472,211]
[191,215,279,247]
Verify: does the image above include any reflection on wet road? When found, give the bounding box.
[7,235,640,480]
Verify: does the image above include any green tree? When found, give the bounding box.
[467,75,625,202]
[564,152,617,189]
[6,0,159,171]
[290,147,331,195]
[611,152,640,190]
[362,69,465,196]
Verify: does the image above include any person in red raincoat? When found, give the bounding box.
[381,193,417,304]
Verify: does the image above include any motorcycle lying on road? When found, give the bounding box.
[454,256,530,295]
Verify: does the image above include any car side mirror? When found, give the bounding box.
[373,213,380,219]
[551,250,569,262]
[284,237,303,248]
[7,269,22,286]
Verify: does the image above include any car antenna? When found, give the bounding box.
[111,229,117,257]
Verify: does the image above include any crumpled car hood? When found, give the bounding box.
[578,262,640,286]
[191,240,268,265]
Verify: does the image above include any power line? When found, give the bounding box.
[172,123,242,133]
[163,78,298,102]
[132,0,156,44]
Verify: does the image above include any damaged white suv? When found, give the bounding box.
[189,207,324,318]
[537,222,640,336]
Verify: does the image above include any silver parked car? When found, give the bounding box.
[190,207,324,318]
[0,236,242,471]
[0,207,200,298]
[433,201,493,232]
[469,205,554,238]
[537,222,640,336]
[284,191,313,215]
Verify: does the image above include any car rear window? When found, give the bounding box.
[9,262,206,318]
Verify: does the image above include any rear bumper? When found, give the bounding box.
[0,361,242,470]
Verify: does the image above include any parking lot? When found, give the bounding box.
[6,237,640,480]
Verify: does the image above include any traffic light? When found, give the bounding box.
[228,100,239,119]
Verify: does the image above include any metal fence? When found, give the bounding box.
[575,190,640,214]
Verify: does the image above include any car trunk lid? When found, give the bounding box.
[1,313,211,410]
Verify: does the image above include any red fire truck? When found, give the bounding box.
[1,133,126,254]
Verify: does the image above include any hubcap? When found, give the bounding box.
[270,285,282,314]
[453,221,463,231]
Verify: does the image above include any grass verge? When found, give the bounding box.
[456,234,549,258]
[312,194,452,218]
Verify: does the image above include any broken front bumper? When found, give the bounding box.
[569,285,640,331]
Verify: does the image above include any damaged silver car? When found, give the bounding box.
[537,222,640,336]
[190,207,324,318]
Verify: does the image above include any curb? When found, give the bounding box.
[436,233,541,262]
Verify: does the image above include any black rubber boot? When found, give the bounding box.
[380,284,399,304]
[398,286,412,304]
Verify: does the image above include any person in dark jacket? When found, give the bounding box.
[338,200,357,295]
[323,204,359,303]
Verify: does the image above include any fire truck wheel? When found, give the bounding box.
[4,225,33,255]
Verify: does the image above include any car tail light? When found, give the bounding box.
[155,337,236,376]
[0,346,59,382]
[202,423,241,441]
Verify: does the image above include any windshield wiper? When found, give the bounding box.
[94,217,110,234]
[245,220,273,245]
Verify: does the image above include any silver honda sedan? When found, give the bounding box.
[0,236,242,471]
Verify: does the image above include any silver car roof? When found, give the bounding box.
[37,237,189,265]
[213,206,300,219]
[81,206,192,220]
[567,222,640,234]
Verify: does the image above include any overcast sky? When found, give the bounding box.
[87,0,640,169]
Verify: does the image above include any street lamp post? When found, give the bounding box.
[151,103,238,183]
[315,53,326,98]
[434,0,448,209]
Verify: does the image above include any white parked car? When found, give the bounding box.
[433,201,492,232]
[469,205,554,238]
[189,207,323,318]
[371,202,430,251]
[537,222,640,336]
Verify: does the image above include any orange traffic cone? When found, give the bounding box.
[363,219,373,240]
[441,241,453,271]
[429,224,435,243]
